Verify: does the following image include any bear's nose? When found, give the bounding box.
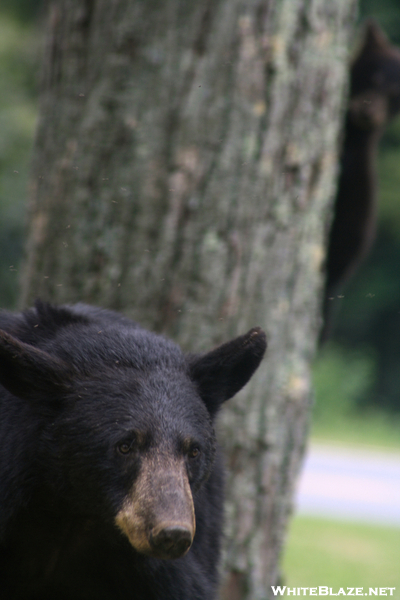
[149,525,193,559]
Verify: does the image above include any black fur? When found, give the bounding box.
[0,301,266,600]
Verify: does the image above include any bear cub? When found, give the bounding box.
[0,301,266,600]
[322,21,400,341]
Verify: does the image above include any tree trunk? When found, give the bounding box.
[21,0,357,597]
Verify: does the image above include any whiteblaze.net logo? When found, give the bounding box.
[271,587,396,597]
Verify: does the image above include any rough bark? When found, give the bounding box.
[21,0,357,598]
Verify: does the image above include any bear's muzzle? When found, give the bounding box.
[115,454,195,560]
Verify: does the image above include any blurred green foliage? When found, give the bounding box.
[313,343,376,421]
[360,0,400,44]
[312,342,400,449]
[330,230,400,413]
[0,6,41,307]
[1,0,43,23]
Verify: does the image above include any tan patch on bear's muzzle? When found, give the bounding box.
[115,454,195,559]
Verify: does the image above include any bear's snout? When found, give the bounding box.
[115,455,196,559]
[149,524,193,559]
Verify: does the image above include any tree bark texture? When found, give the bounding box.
[21,1,357,598]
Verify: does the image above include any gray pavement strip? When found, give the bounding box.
[295,444,400,526]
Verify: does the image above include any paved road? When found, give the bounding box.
[295,443,400,525]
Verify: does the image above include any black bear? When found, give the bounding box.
[322,20,400,341]
[0,300,266,600]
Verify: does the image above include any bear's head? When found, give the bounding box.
[0,308,266,560]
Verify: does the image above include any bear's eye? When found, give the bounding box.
[188,446,201,459]
[117,440,134,455]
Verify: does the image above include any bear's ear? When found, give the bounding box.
[361,19,390,54]
[0,329,72,401]
[188,327,267,416]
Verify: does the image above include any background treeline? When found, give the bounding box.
[1,0,400,432]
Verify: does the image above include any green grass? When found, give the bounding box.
[282,516,400,594]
